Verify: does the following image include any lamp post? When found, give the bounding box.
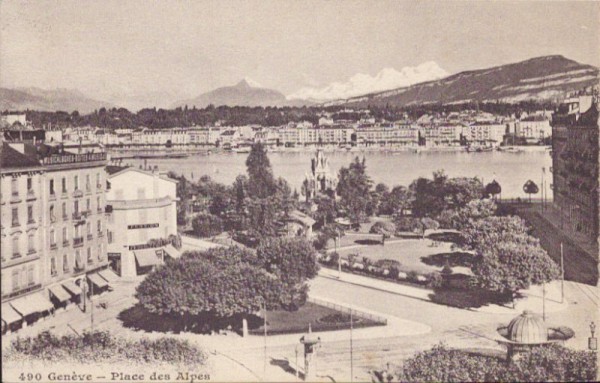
[299,324,321,381]
[589,322,597,351]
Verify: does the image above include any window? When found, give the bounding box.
[27,265,34,285]
[12,269,19,291]
[86,175,91,191]
[11,178,18,197]
[49,205,55,222]
[27,205,34,223]
[87,247,92,264]
[62,227,68,244]
[11,207,19,227]
[50,229,56,246]
[97,220,102,233]
[74,200,79,214]
[98,245,102,261]
[96,196,101,211]
[62,202,67,219]
[107,230,113,244]
[86,198,90,212]
[27,177,33,193]
[63,254,69,272]
[12,236,20,257]
[28,233,35,253]
[86,222,91,236]
[49,179,55,195]
[74,175,79,191]
[75,250,82,270]
[61,177,67,193]
[96,173,101,188]
[51,257,57,276]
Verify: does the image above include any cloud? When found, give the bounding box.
[287,61,449,101]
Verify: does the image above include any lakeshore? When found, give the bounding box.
[114,148,553,199]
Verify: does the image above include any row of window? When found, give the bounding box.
[48,173,103,196]
[48,220,103,247]
[48,196,103,222]
[10,204,37,227]
[5,232,37,259]
[9,176,36,198]
[49,246,104,277]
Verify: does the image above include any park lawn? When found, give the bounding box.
[336,238,457,274]
[249,302,382,335]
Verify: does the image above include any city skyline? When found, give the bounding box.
[1,0,599,106]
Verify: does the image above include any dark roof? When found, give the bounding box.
[106,165,130,175]
[0,143,41,170]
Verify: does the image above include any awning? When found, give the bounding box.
[62,280,83,296]
[48,284,71,302]
[10,293,54,317]
[1,303,22,325]
[163,244,181,259]
[98,268,119,282]
[87,273,109,290]
[134,248,162,268]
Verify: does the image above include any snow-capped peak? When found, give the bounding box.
[287,61,449,101]
[241,77,263,88]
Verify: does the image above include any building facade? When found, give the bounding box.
[551,92,599,243]
[105,167,178,277]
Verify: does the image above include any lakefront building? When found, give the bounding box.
[551,89,599,244]
[105,167,178,277]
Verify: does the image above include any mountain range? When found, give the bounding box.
[1,55,598,113]
[0,87,115,114]
[172,79,311,108]
[324,55,599,108]
[287,61,449,101]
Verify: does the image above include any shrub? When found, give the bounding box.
[388,266,400,279]
[394,217,421,233]
[398,343,597,382]
[191,213,224,237]
[5,331,207,366]
[370,221,397,238]
[427,272,444,288]
[407,270,420,282]
[375,259,401,269]
[397,271,408,280]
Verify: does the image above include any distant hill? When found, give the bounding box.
[0,87,116,114]
[173,79,313,108]
[324,55,599,108]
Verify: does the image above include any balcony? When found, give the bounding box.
[73,237,84,247]
[26,190,36,201]
[87,234,93,240]
[72,211,87,221]
[62,240,70,247]
[10,193,21,204]
[98,231,104,237]
[27,249,36,255]
[49,192,57,201]
[11,220,20,228]
[63,214,69,221]
[50,243,58,250]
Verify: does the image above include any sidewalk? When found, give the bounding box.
[318,268,569,315]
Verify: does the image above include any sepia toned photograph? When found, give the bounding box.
[0,0,598,381]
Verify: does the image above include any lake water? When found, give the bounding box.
[120,149,553,199]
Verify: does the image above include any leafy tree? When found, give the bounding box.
[485,180,502,199]
[313,195,337,228]
[136,252,278,327]
[191,213,224,237]
[437,199,497,231]
[523,180,539,202]
[420,217,439,238]
[385,185,413,216]
[336,156,373,225]
[255,237,319,310]
[246,142,276,198]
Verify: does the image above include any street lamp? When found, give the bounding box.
[589,322,597,351]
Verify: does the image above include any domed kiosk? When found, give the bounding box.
[497,310,574,361]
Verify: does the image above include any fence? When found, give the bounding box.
[307,297,387,325]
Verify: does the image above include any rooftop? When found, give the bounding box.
[0,143,42,170]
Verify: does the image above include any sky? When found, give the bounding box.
[1,0,598,103]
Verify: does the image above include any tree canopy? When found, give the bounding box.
[336,156,373,225]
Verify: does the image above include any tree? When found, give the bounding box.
[437,199,497,231]
[485,180,502,199]
[246,142,276,198]
[523,180,539,202]
[420,217,439,238]
[191,213,224,237]
[461,216,560,301]
[135,249,281,329]
[386,185,413,216]
[336,156,373,226]
[313,195,336,228]
[255,237,319,310]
